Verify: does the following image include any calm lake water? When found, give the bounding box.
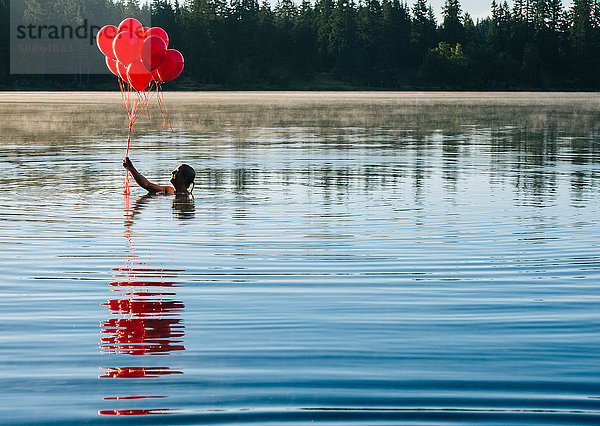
[1,92,600,424]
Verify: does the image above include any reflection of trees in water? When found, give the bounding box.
[233,168,257,192]
[190,128,598,204]
[441,138,462,195]
[568,137,600,206]
[2,94,599,203]
[183,99,599,205]
[488,127,599,205]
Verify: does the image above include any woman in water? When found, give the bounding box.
[123,157,195,195]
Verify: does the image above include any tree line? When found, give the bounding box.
[1,0,600,89]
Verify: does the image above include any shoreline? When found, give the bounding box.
[1,91,600,105]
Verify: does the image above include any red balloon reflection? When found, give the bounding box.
[100,284,185,356]
[99,408,173,416]
[100,193,186,415]
[99,366,183,379]
[103,395,167,400]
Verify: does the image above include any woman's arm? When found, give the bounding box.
[123,157,173,194]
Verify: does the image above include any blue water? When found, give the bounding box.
[1,92,600,424]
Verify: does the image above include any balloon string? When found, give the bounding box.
[124,84,154,159]
[124,172,130,195]
[119,77,160,193]
[127,82,133,119]
[126,120,133,157]
[159,84,173,131]
[119,77,131,119]
[146,82,154,120]
[119,77,131,194]
[128,85,135,121]
[118,78,125,104]
[124,80,129,116]
[156,83,166,129]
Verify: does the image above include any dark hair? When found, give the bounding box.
[179,164,195,193]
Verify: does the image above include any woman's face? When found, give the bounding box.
[170,166,185,187]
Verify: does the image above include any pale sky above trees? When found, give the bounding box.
[412,0,569,22]
[433,0,491,20]
[143,0,571,22]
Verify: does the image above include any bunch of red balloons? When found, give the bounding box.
[96,18,184,91]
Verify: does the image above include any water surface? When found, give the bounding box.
[1,92,600,424]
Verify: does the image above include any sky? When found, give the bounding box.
[431,0,492,21]
[144,0,574,25]
[139,0,492,21]
[410,0,572,22]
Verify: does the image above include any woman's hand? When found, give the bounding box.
[121,157,168,194]
[123,157,133,170]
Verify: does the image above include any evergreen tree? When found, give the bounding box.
[462,11,476,45]
[441,0,464,45]
[487,0,510,50]
[593,0,600,28]
[4,0,600,90]
[532,0,564,81]
[151,0,179,40]
[331,0,357,55]
[230,0,259,69]
[315,0,335,63]
[570,0,593,53]
[293,0,317,71]
[274,0,297,66]
[357,0,383,55]
[569,0,596,83]
[381,0,411,69]
[255,0,277,74]
[181,0,217,83]
[534,0,550,29]
[513,0,525,21]
[547,0,563,31]
[524,0,536,23]
[410,0,437,63]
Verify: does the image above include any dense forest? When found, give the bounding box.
[1,0,600,89]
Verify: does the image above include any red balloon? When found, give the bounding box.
[127,59,152,91]
[141,36,167,72]
[117,61,128,81]
[113,31,141,66]
[154,49,184,83]
[151,69,161,82]
[118,18,145,39]
[96,25,118,59]
[105,57,119,76]
[139,27,150,41]
[145,27,169,48]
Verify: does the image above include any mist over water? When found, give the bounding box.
[1,92,599,424]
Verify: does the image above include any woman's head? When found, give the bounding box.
[170,164,195,193]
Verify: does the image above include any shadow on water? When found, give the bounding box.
[126,193,196,223]
[172,193,196,220]
[99,192,192,416]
